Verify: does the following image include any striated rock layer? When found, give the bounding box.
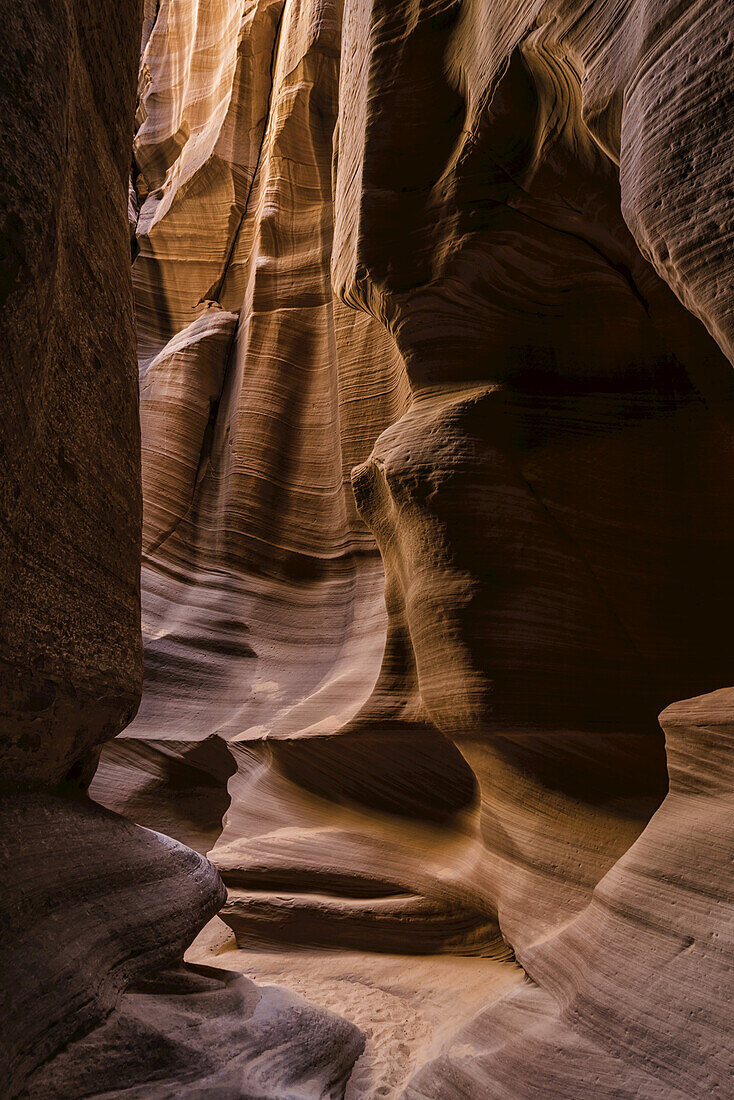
[0,2,364,1097]
[2,0,732,1096]
[406,690,734,1097]
[96,0,734,1094]
[130,0,410,752]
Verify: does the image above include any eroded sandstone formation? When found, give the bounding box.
[0,2,363,1096]
[2,0,734,1096]
[0,0,143,787]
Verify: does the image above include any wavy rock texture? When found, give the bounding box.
[406,689,734,1098]
[6,0,731,1096]
[116,0,733,935]
[0,2,364,1096]
[128,0,409,752]
[95,0,413,943]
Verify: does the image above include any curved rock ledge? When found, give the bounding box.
[2,0,733,1096]
[406,688,734,1097]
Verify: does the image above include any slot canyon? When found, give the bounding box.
[1,0,733,1095]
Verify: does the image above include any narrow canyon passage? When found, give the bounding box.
[1,1,733,1097]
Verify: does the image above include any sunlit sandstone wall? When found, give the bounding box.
[94,0,411,851]
[93,0,734,1095]
[132,0,409,742]
[0,4,363,1096]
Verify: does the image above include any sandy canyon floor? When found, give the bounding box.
[188,918,525,1098]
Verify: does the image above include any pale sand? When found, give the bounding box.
[187,917,525,1098]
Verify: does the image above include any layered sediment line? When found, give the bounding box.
[3,0,733,1096]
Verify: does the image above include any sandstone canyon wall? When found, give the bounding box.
[2,0,734,1097]
[0,3,362,1096]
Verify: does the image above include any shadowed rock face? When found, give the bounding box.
[0,794,226,1095]
[3,0,733,1096]
[0,2,364,1096]
[0,0,143,787]
[94,1,734,1093]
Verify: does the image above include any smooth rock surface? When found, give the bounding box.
[0,795,224,1094]
[405,689,734,1097]
[93,8,734,1096]
[6,0,732,1096]
[0,3,366,1097]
